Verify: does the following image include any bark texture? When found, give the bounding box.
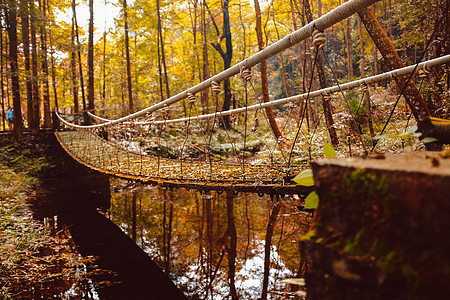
[358,7,431,121]
[254,0,282,140]
[8,0,23,140]
[87,0,94,110]
[123,0,133,113]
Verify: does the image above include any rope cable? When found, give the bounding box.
[288,47,319,167]
[249,81,288,165]
[242,68,250,178]
[323,53,369,154]
[180,99,194,177]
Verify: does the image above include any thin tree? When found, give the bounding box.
[201,0,210,131]
[304,0,339,146]
[272,10,292,98]
[344,0,354,79]
[253,0,282,140]
[123,0,133,113]
[156,0,170,100]
[208,0,233,128]
[0,22,5,130]
[357,16,366,78]
[49,29,58,111]
[87,0,94,110]
[72,0,86,110]
[30,1,40,130]
[20,0,33,129]
[39,0,51,128]
[357,15,374,137]
[102,28,107,108]
[5,0,23,140]
[71,8,79,113]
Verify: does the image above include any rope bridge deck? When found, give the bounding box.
[55,131,311,196]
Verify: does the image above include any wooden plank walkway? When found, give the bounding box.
[55,130,311,196]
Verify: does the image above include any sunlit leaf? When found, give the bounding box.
[281,278,305,286]
[422,137,438,143]
[373,134,394,140]
[304,191,319,209]
[407,125,418,133]
[324,143,337,159]
[292,169,314,186]
[398,132,413,139]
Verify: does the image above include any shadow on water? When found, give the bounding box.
[106,180,312,299]
[30,134,186,299]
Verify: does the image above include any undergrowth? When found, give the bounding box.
[0,134,97,299]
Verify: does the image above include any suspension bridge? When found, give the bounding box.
[54,0,450,196]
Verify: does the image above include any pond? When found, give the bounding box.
[104,179,311,299]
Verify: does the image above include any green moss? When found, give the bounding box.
[343,229,365,255]
[377,251,399,273]
[301,229,317,241]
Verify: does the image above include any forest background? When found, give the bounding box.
[1,0,449,143]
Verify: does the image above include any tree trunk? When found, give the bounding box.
[123,0,133,113]
[102,30,106,107]
[344,1,354,79]
[6,0,23,140]
[20,1,33,129]
[261,202,281,300]
[209,0,232,128]
[0,26,5,131]
[222,0,232,128]
[87,0,94,110]
[71,18,79,114]
[446,0,450,90]
[39,0,51,128]
[72,0,86,111]
[30,2,40,130]
[49,30,58,111]
[304,0,339,146]
[157,0,170,100]
[357,7,430,121]
[254,0,282,140]
[201,1,210,132]
[371,2,378,84]
[358,15,366,78]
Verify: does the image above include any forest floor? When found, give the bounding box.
[0,134,96,299]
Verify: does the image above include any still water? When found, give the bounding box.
[104,179,311,299]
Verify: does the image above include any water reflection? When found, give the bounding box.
[106,179,311,299]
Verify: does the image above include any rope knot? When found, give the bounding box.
[187,92,196,103]
[211,81,222,94]
[312,29,326,50]
[419,63,432,78]
[418,69,428,78]
[423,62,433,73]
[240,64,252,82]
[322,95,332,102]
[360,82,369,93]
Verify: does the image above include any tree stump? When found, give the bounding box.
[301,151,450,299]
